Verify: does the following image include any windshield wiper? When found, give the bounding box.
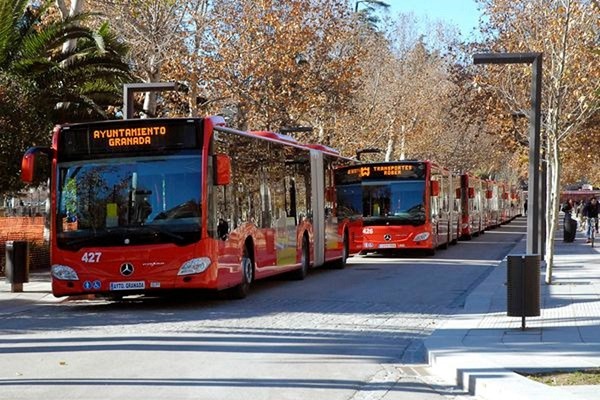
[137,226,186,243]
[61,230,119,250]
[60,226,190,250]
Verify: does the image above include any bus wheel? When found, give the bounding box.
[292,235,310,280]
[228,247,253,299]
[332,233,349,269]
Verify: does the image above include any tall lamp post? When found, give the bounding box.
[473,52,543,256]
[356,148,382,161]
[123,82,179,119]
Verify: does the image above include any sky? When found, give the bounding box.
[383,0,483,39]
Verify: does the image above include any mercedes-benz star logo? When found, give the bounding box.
[120,263,134,276]
[384,234,392,241]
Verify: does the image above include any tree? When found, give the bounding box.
[0,0,130,122]
[196,0,362,143]
[354,0,390,27]
[0,73,50,193]
[342,12,503,173]
[476,0,600,283]
[87,0,206,117]
[0,0,130,194]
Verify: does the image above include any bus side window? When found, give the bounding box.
[285,177,297,225]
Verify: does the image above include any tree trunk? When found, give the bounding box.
[143,67,161,117]
[385,131,396,161]
[544,133,561,284]
[58,0,83,53]
[399,126,406,160]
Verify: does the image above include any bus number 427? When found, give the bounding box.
[82,252,102,263]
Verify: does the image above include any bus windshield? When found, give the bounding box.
[363,180,425,225]
[56,155,202,250]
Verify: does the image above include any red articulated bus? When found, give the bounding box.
[509,186,523,219]
[459,173,485,240]
[334,161,457,255]
[21,117,356,299]
[483,180,502,229]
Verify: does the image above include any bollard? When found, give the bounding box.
[5,241,30,293]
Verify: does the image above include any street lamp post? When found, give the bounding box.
[123,82,179,119]
[356,148,382,161]
[473,52,543,256]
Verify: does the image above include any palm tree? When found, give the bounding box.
[354,0,390,26]
[0,0,131,194]
[0,0,131,122]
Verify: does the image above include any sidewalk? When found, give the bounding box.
[0,268,65,316]
[425,216,600,400]
[2,217,599,400]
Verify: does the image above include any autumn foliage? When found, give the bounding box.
[1,0,598,196]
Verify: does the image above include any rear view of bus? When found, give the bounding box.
[335,161,451,255]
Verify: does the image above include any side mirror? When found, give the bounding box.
[21,147,51,184]
[430,180,440,197]
[214,154,231,185]
[468,187,475,199]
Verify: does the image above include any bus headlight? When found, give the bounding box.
[178,257,212,276]
[51,265,79,281]
[413,232,430,242]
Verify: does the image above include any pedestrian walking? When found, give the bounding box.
[562,198,577,242]
[582,197,600,243]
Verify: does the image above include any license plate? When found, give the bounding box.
[378,243,397,249]
[110,281,145,291]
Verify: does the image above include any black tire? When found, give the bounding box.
[291,235,310,280]
[228,246,253,299]
[332,233,349,269]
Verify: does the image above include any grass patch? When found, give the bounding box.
[521,368,600,386]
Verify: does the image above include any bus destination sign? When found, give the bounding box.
[345,164,416,178]
[58,120,201,159]
[335,163,425,184]
[93,126,167,147]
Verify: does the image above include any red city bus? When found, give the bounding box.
[459,173,485,239]
[334,161,455,255]
[484,180,501,229]
[507,185,521,219]
[21,117,355,298]
[497,182,508,224]
[450,173,462,243]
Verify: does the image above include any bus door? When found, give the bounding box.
[430,169,449,247]
[310,150,325,267]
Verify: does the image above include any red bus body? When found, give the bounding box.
[21,117,355,298]
[459,173,485,239]
[483,180,502,229]
[334,161,456,255]
[509,185,524,219]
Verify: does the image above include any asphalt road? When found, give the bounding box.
[0,220,526,400]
